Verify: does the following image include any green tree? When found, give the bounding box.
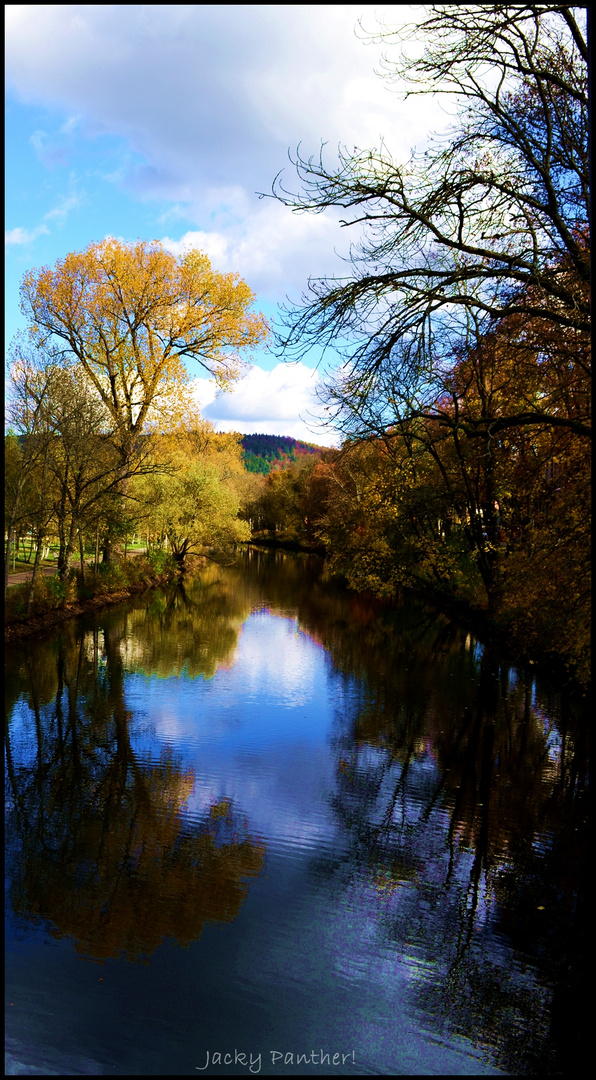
[137,423,250,568]
[4,346,56,597]
[6,340,163,583]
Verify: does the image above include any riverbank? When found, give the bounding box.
[416,580,589,694]
[391,583,588,695]
[247,535,326,556]
[5,541,588,693]
[4,559,180,643]
[247,538,589,694]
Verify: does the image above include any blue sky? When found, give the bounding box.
[5,5,448,445]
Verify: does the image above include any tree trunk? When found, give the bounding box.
[4,521,15,599]
[95,527,100,573]
[102,459,131,565]
[26,529,45,615]
[102,533,114,565]
[58,516,78,582]
[79,528,86,587]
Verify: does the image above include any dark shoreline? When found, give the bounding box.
[4,570,178,644]
[246,536,326,556]
[247,539,589,696]
[5,542,589,695]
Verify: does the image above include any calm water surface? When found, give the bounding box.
[5,549,589,1075]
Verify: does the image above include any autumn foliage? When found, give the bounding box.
[260,6,589,684]
[248,290,590,683]
[19,239,268,458]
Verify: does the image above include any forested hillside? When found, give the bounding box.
[241,434,324,474]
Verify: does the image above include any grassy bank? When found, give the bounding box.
[5,551,179,642]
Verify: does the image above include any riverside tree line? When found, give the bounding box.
[4,239,268,604]
[5,6,589,682]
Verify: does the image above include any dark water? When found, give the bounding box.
[5,549,589,1076]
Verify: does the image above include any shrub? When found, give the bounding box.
[5,552,177,630]
[146,549,175,574]
[5,583,28,622]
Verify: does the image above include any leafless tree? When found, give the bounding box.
[271,5,589,443]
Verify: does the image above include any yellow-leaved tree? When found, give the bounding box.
[137,418,251,568]
[19,238,268,559]
[20,237,268,463]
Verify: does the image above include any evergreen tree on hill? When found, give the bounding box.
[241,434,324,474]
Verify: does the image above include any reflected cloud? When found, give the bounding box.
[5,549,589,1075]
[231,613,320,707]
[5,609,265,963]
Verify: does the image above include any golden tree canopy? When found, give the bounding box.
[20,238,268,448]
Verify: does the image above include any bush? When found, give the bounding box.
[5,552,178,630]
[5,583,28,622]
[46,576,67,604]
[146,549,175,574]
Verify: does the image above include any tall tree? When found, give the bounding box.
[272,5,589,442]
[4,343,56,597]
[19,240,265,454]
[19,238,268,559]
[6,339,165,582]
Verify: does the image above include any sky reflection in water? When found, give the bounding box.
[5,550,588,1075]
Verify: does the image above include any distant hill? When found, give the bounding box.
[241,433,325,475]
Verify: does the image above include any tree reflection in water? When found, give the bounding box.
[5,594,265,963]
[303,595,589,1076]
[176,548,588,1073]
[5,549,588,1074]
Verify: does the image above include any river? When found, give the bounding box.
[4,548,589,1075]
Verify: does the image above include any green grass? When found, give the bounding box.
[7,556,56,574]
[7,541,148,577]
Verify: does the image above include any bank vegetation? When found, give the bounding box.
[251,5,590,686]
[5,8,589,685]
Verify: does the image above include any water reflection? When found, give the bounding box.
[117,574,252,679]
[220,549,589,1074]
[294,577,589,1076]
[5,610,265,962]
[5,548,589,1075]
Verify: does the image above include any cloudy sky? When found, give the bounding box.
[5,5,448,445]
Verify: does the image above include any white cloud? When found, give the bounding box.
[6,7,422,183]
[162,229,230,269]
[59,115,81,136]
[5,4,461,401]
[28,125,72,169]
[5,5,452,298]
[44,186,83,222]
[29,128,47,156]
[5,224,50,246]
[191,363,339,446]
[6,180,83,249]
[161,197,347,299]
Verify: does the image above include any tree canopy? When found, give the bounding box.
[19,239,269,461]
[272,5,589,443]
